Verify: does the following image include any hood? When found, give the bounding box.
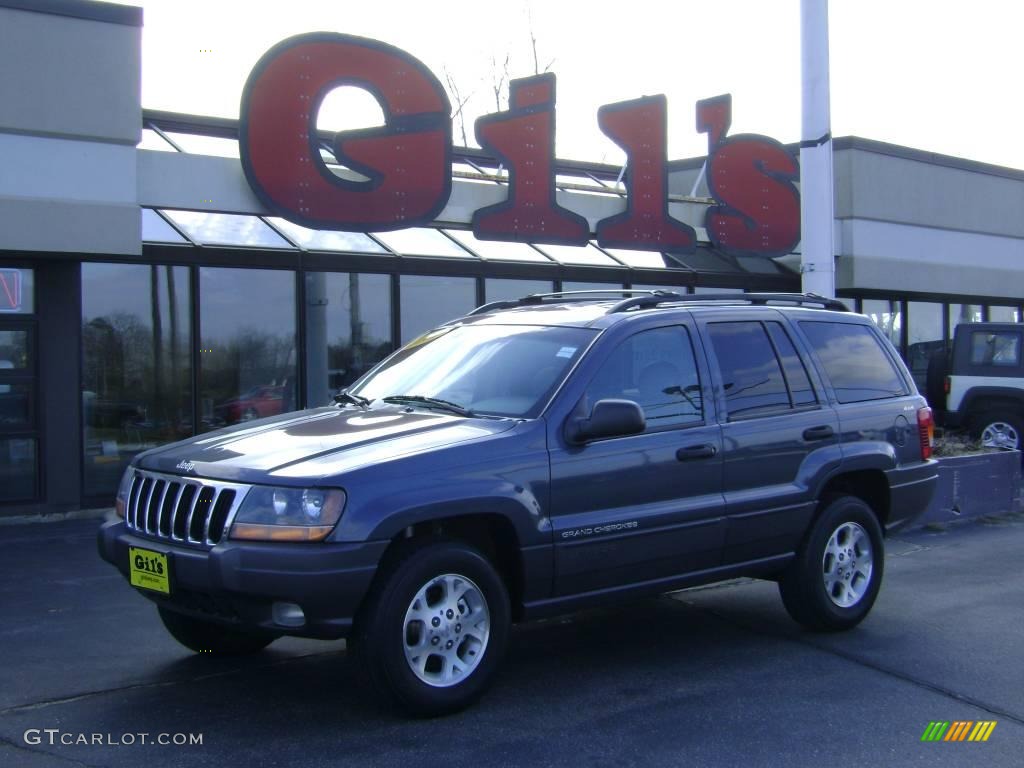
[135,405,518,483]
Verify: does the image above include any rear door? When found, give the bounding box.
[796,319,921,467]
[696,310,842,565]
[547,318,726,596]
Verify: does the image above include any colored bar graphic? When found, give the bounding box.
[922,720,996,742]
[944,721,972,741]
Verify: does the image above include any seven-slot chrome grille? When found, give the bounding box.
[124,469,250,546]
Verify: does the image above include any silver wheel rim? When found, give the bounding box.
[402,573,490,688]
[822,522,874,608]
[980,421,1020,450]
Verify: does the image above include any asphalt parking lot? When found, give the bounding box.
[1,513,1022,768]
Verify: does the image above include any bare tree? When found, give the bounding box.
[490,53,511,112]
[526,6,555,75]
[443,67,473,147]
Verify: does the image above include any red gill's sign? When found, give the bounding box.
[239,33,800,259]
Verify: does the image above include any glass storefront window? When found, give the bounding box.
[0,437,36,502]
[268,218,388,253]
[561,281,625,293]
[400,275,476,344]
[862,299,902,350]
[988,305,1021,323]
[907,301,944,392]
[200,268,297,430]
[375,229,473,258]
[484,279,554,303]
[142,209,187,243]
[602,249,676,269]
[305,272,393,406]
[82,264,193,497]
[164,211,293,249]
[950,303,983,331]
[445,230,551,262]
[0,268,34,314]
[534,243,619,266]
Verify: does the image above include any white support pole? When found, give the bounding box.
[799,0,836,298]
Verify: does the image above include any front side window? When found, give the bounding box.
[352,324,594,418]
[584,326,703,429]
[800,322,909,403]
[970,331,1021,367]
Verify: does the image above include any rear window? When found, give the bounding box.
[800,322,909,403]
[969,331,1021,367]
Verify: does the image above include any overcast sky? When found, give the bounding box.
[135,0,1024,169]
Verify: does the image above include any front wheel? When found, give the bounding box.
[157,607,277,655]
[350,540,510,717]
[779,496,884,631]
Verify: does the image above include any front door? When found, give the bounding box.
[548,322,726,596]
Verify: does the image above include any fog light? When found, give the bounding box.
[272,602,306,628]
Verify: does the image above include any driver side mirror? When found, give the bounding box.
[565,398,646,444]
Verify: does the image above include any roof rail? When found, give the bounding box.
[608,292,850,313]
[467,289,674,316]
[467,290,849,317]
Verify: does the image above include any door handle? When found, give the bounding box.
[802,425,835,441]
[676,444,717,461]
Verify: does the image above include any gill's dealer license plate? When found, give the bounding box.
[129,547,171,594]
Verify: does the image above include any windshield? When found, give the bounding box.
[350,324,596,418]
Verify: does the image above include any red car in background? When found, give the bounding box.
[214,385,285,424]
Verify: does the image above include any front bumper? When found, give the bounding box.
[98,520,388,639]
[885,459,940,532]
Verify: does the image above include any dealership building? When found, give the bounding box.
[1,0,1021,517]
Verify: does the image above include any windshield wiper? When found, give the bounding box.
[334,390,370,409]
[382,395,474,417]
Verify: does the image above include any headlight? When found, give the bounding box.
[115,466,135,521]
[229,487,346,542]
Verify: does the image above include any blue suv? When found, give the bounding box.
[99,291,938,715]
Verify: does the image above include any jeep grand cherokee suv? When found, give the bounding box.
[99,291,938,716]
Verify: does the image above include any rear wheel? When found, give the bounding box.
[971,411,1022,451]
[779,495,884,631]
[350,539,510,717]
[157,607,277,655]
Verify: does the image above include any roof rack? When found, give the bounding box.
[469,290,849,316]
[467,289,675,316]
[608,292,850,313]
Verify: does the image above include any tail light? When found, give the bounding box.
[917,406,934,460]
[943,376,951,395]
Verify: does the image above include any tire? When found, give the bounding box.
[350,539,510,717]
[241,407,259,422]
[778,495,885,631]
[970,411,1023,452]
[157,606,277,656]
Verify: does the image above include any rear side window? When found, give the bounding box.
[969,331,1021,367]
[766,322,817,406]
[707,322,796,418]
[800,322,909,403]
